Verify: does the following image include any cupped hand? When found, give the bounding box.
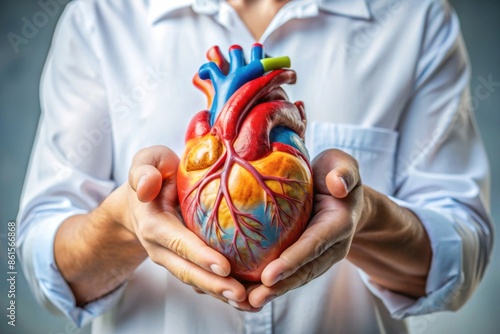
[115,145,252,309]
[246,149,365,308]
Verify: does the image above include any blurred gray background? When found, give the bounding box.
[0,1,498,333]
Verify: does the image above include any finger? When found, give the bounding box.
[228,301,262,313]
[260,200,353,287]
[233,284,264,311]
[131,165,163,202]
[147,244,247,303]
[129,146,180,202]
[192,286,261,312]
[249,240,349,308]
[312,149,360,198]
[139,210,232,278]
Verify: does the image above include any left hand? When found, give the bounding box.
[246,148,366,309]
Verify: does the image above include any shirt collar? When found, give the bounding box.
[148,0,371,25]
[319,0,371,19]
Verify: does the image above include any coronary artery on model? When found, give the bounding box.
[177,44,313,282]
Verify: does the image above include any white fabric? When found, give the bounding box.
[17,0,494,333]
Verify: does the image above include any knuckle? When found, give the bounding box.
[289,242,350,290]
[303,248,336,283]
[174,266,195,286]
[304,264,319,283]
[343,218,356,236]
[293,264,317,288]
[131,145,168,167]
[164,235,188,259]
[328,148,343,156]
[148,252,161,266]
[279,234,332,276]
[322,245,337,260]
[303,234,331,259]
[314,236,331,258]
[137,221,155,240]
[133,147,151,163]
[331,240,350,260]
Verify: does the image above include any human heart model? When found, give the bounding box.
[177,44,313,282]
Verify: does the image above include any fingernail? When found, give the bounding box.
[270,273,283,286]
[137,175,147,189]
[210,264,228,277]
[222,290,236,300]
[339,176,349,194]
[227,299,239,308]
[227,299,240,308]
[227,299,251,311]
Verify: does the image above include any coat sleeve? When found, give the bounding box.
[16,1,124,327]
[359,0,494,318]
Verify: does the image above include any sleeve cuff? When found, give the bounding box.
[358,197,464,319]
[28,211,126,328]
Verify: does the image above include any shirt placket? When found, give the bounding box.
[191,2,321,334]
[242,303,273,334]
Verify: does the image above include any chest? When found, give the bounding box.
[100,12,412,196]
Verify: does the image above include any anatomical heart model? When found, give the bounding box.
[177,44,313,282]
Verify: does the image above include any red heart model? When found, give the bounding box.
[177,44,313,282]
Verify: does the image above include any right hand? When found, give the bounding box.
[112,145,252,309]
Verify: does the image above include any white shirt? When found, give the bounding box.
[17,0,494,333]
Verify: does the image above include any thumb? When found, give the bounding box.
[129,146,180,202]
[313,149,361,199]
[325,172,352,199]
[130,165,163,203]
